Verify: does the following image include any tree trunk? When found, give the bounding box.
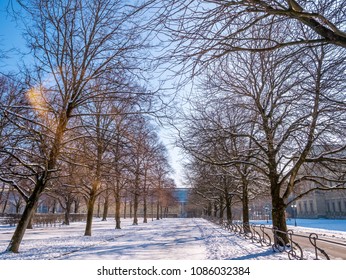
[64,201,71,226]
[84,181,100,236]
[51,201,57,213]
[84,195,96,236]
[242,182,250,233]
[271,196,288,245]
[219,195,224,220]
[6,181,44,253]
[207,201,212,217]
[133,192,139,225]
[96,197,101,218]
[143,196,147,223]
[156,201,160,220]
[123,198,127,219]
[1,185,10,214]
[74,200,80,214]
[102,194,109,221]
[0,184,4,206]
[214,201,218,218]
[115,185,121,229]
[15,200,22,213]
[142,169,148,223]
[27,215,34,229]
[225,195,232,223]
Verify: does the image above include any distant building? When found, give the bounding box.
[295,189,346,219]
[293,145,346,219]
[172,188,190,217]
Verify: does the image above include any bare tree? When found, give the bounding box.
[143,141,173,222]
[126,116,157,225]
[2,0,152,253]
[109,110,134,229]
[78,94,119,236]
[179,42,346,241]
[48,155,85,225]
[77,74,152,235]
[158,0,346,63]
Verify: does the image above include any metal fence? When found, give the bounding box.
[209,218,346,260]
[0,213,87,227]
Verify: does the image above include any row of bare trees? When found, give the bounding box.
[157,1,346,243]
[1,0,346,252]
[0,0,176,253]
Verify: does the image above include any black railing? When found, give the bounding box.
[208,218,346,260]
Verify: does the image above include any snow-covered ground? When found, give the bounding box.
[0,218,345,260]
[1,218,346,280]
[0,218,284,260]
[0,219,287,260]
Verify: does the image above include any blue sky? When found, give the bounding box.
[0,0,27,72]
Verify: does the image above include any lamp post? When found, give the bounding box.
[291,203,297,226]
[264,205,270,223]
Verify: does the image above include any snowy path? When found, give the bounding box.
[196,220,281,260]
[0,218,287,260]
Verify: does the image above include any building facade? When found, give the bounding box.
[296,189,346,219]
